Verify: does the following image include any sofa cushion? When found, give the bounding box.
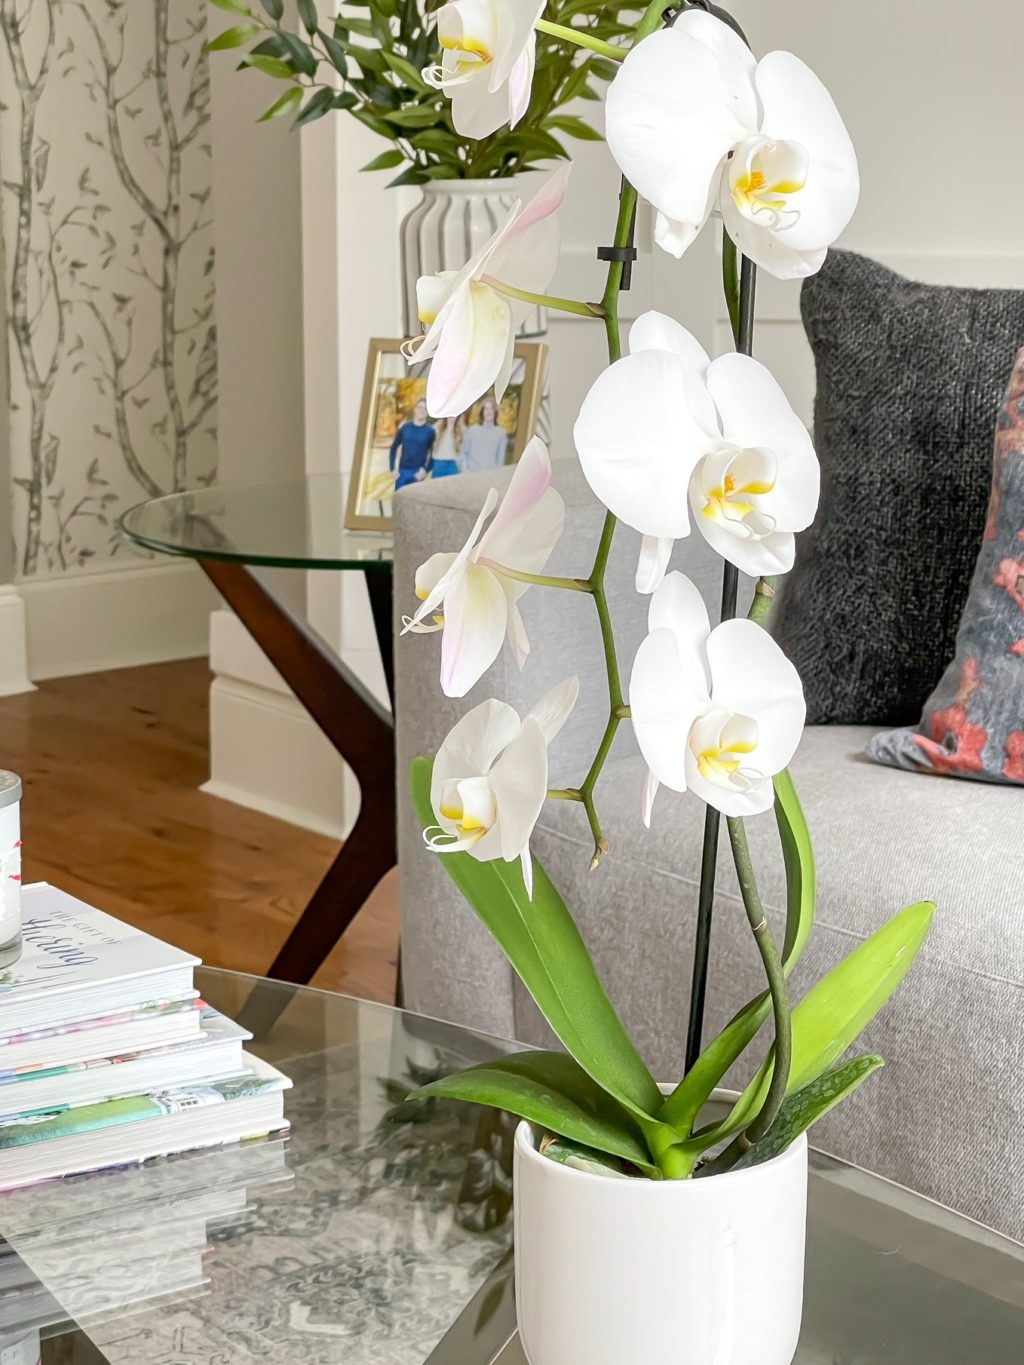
[524,726,1024,1239]
[868,348,1024,783]
[770,250,1024,726]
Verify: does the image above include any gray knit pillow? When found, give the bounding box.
[771,249,1024,725]
[867,349,1024,782]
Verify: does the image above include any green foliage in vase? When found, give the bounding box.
[207,0,640,183]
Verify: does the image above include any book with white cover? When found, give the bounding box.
[0,1007,249,1121]
[0,999,201,1073]
[0,1054,290,1188]
[0,884,198,1033]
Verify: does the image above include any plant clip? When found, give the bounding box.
[595,244,637,289]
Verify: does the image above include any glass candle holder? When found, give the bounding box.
[0,772,22,970]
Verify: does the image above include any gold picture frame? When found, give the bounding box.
[345,338,547,532]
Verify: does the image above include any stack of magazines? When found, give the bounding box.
[0,883,290,1189]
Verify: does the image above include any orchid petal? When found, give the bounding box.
[410,488,497,625]
[696,513,796,576]
[606,29,748,254]
[574,350,708,540]
[526,676,579,745]
[675,8,758,120]
[706,619,805,775]
[450,76,520,139]
[720,192,828,280]
[491,0,545,92]
[425,280,512,418]
[413,551,459,606]
[636,535,675,595]
[648,571,712,695]
[629,627,705,794]
[506,40,535,128]
[627,311,719,436]
[755,50,859,254]
[641,768,660,829]
[488,716,549,863]
[506,595,530,667]
[478,441,564,576]
[520,847,534,898]
[439,563,509,697]
[430,696,522,817]
[705,354,820,531]
[487,164,570,295]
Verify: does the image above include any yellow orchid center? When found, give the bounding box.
[728,137,809,230]
[701,468,775,525]
[696,738,756,784]
[438,776,496,845]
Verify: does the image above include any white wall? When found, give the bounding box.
[545,0,1024,452]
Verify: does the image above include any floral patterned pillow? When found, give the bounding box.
[868,348,1024,783]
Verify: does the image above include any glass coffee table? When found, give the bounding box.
[0,970,1021,1363]
[120,478,396,989]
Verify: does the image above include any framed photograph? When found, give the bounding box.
[345,338,547,532]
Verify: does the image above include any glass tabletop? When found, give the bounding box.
[119,475,393,571]
[0,970,1021,1365]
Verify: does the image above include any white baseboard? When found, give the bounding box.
[0,585,34,696]
[204,674,350,840]
[21,561,218,680]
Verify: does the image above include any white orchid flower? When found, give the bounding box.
[423,0,546,138]
[426,677,579,895]
[574,310,819,591]
[629,573,804,820]
[404,164,569,418]
[403,437,565,698]
[605,10,859,278]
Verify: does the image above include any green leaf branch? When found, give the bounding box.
[206,0,648,183]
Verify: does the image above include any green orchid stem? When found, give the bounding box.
[563,0,671,872]
[700,818,792,1176]
[482,276,604,319]
[479,561,592,594]
[749,575,778,628]
[534,19,626,62]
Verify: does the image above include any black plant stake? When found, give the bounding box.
[682,1,758,1073]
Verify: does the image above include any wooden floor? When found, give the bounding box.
[0,658,399,1004]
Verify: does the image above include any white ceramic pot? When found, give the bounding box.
[398,175,546,340]
[513,1120,808,1365]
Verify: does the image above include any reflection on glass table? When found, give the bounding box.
[0,969,1020,1364]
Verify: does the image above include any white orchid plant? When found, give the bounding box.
[398,1,934,1181]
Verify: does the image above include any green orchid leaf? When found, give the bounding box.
[733,1055,884,1170]
[410,1051,659,1176]
[659,768,816,1135]
[256,86,303,121]
[698,900,933,1153]
[206,23,263,52]
[210,0,252,14]
[411,758,663,1129]
[539,1135,632,1179]
[260,0,284,19]
[381,50,430,91]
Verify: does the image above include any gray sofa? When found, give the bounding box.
[394,460,1024,1242]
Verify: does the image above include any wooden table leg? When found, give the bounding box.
[198,559,396,988]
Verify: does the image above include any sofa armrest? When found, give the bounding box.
[393,458,751,1033]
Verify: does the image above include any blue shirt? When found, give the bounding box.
[390,422,435,474]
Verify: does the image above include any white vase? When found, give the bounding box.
[398,175,547,341]
[513,1120,808,1365]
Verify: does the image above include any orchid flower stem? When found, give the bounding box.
[557,0,680,868]
[699,818,792,1176]
[482,276,604,319]
[479,561,592,594]
[534,19,625,61]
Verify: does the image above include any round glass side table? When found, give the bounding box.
[121,476,396,990]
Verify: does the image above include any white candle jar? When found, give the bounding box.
[0,772,22,970]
